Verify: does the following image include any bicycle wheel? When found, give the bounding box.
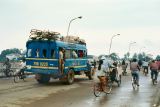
[9,70,14,77]
[105,80,112,94]
[152,79,155,85]
[132,79,137,89]
[93,82,102,97]
[117,74,121,87]
[21,74,26,82]
[14,74,20,83]
[152,73,157,85]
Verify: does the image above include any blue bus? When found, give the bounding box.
[25,36,95,84]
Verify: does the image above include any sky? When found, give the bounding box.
[0,0,160,58]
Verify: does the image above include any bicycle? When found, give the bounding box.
[93,72,112,97]
[143,66,148,76]
[122,64,127,76]
[110,66,121,87]
[151,71,158,85]
[131,73,139,90]
[1,69,14,77]
[14,68,26,83]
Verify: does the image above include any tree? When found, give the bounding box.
[127,52,130,59]
[138,52,146,61]
[145,55,153,61]
[156,55,160,60]
[132,53,138,59]
[0,48,21,62]
[124,54,128,60]
[109,53,119,61]
[138,53,143,60]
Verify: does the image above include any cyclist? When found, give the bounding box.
[18,59,26,79]
[130,58,140,86]
[93,59,97,69]
[3,58,11,77]
[97,59,108,92]
[150,60,158,83]
[122,59,128,75]
[110,61,119,83]
[156,59,160,72]
[142,59,149,75]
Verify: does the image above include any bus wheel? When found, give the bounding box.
[66,69,74,85]
[36,74,50,84]
[88,67,95,80]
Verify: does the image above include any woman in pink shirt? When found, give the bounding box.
[150,60,158,83]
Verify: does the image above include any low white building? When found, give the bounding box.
[6,53,21,60]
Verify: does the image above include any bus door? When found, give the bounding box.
[47,46,59,76]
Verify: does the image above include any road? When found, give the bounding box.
[0,69,159,107]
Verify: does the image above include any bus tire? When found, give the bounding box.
[66,69,74,85]
[36,74,50,84]
[88,67,95,80]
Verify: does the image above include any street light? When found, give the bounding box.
[108,34,120,55]
[66,16,82,36]
[128,42,136,59]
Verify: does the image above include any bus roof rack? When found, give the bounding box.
[29,29,86,45]
[29,29,60,40]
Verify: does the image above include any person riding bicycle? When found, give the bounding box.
[142,59,149,75]
[122,59,128,75]
[97,59,108,92]
[130,58,140,86]
[149,60,158,83]
[110,61,119,83]
[18,59,26,79]
[3,58,11,77]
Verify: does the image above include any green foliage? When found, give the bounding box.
[132,53,138,59]
[124,53,128,60]
[0,48,21,62]
[156,55,160,60]
[127,52,130,58]
[109,53,119,61]
[138,53,143,60]
[138,52,146,61]
[145,56,152,62]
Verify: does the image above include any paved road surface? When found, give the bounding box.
[0,69,159,107]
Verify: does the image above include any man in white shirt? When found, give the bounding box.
[100,56,109,71]
[142,60,149,74]
[18,59,26,78]
[72,50,78,58]
[59,48,65,74]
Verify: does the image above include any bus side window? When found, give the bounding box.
[65,50,71,59]
[27,49,32,57]
[51,49,55,58]
[43,49,47,58]
[35,49,39,57]
[83,50,86,57]
[72,50,78,58]
[78,50,83,58]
